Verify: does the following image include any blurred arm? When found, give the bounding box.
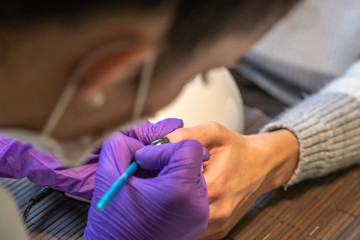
[0,136,97,200]
[261,59,360,188]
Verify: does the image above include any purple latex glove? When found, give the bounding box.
[0,137,98,200]
[84,133,210,240]
[0,119,184,201]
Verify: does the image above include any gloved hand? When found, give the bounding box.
[0,119,184,201]
[84,132,210,240]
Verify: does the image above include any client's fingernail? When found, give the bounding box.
[151,137,170,146]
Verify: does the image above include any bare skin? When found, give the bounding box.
[167,122,299,239]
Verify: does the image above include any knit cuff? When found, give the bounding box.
[260,91,360,188]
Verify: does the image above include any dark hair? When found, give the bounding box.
[0,1,165,24]
[169,0,297,52]
[0,0,296,52]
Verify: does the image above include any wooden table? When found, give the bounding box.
[226,165,360,240]
[0,107,359,239]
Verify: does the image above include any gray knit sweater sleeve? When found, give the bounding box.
[260,60,360,187]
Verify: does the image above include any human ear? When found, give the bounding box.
[78,45,152,99]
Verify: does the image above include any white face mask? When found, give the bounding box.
[0,42,156,166]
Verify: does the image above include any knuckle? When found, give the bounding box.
[206,121,224,133]
[208,186,223,199]
[207,178,226,199]
[215,208,232,221]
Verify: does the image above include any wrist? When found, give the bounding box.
[258,129,299,191]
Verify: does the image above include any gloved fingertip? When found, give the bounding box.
[202,146,210,161]
[156,118,183,130]
[121,120,151,141]
[135,145,161,171]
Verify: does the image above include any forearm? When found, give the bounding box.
[0,136,97,200]
[261,60,360,187]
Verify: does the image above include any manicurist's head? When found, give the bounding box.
[0,0,297,164]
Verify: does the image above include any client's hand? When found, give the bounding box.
[84,132,209,240]
[0,119,183,201]
[167,122,299,239]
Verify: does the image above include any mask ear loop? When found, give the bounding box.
[131,55,157,120]
[41,42,146,137]
[41,68,82,136]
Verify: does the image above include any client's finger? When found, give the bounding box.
[166,121,227,147]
